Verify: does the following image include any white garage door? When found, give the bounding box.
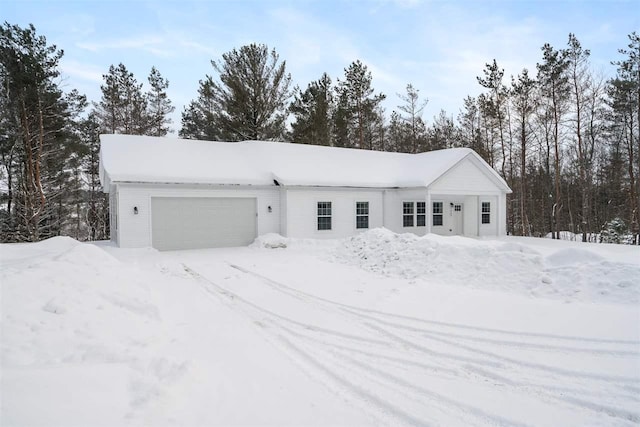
[151,197,256,250]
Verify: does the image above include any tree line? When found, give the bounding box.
[1,22,638,244]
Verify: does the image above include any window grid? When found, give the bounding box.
[481,202,491,224]
[432,202,443,226]
[403,202,414,227]
[416,202,426,227]
[403,201,427,227]
[356,201,369,229]
[317,202,332,230]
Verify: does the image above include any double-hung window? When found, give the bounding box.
[432,202,443,226]
[356,202,369,229]
[403,202,426,227]
[317,202,332,230]
[403,202,414,227]
[481,202,491,224]
[416,202,426,226]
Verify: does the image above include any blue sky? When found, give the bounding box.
[4,0,638,134]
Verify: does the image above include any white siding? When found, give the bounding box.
[463,195,478,237]
[430,156,500,195]
[279,187,288,237]
[109,187,118,245]
[116,183,280,248]
[478,195,499,237]
[284,188,384,239]
[383,189,428,236]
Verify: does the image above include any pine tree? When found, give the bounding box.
[95,63,148,135]
[146,66,174,136]
[511,69,537,235]
[537,43,570,239]
[0,22,82,241]
[289,73,333,145]
[609,32,640,244]
[477,59,508,178]
[334,60,386,149]
[181,43,292,141]
[78,112,109,241]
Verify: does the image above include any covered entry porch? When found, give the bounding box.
[426,193,504,237]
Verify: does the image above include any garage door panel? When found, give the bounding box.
[151,197,256,250]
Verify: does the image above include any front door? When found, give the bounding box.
[451,203,463,235]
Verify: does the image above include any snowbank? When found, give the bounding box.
[1,238,180,425]
[333,228,639,304]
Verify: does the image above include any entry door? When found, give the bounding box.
[451,203,463,234]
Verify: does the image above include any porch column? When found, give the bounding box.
[426,190,431,234]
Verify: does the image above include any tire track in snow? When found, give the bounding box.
[228,263,639,347]
[279,329,528,427]
[225,262,640,424]
[463,366,640,423]
[183,265,388,346]
[226,263,506,369]
[276,335,434,427]
[345,309,640,357]
[187,263,530,426]
[371,324,640,422]
[182,264,438,426]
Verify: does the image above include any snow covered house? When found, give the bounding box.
[99,134,512,250]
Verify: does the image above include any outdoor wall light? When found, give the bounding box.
[134,206,138,215]
[268,206,272,213]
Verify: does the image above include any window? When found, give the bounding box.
[317,202,332,230]
[403,202,426,227]
[403,202,414,227]
[454,204,462,212]
[432,202,443,226]
[417,202,426,227]
[481,202,491,224]
[356,201,369,229]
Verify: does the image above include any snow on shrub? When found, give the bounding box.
[600,217,628,244]
[251,233,289,249]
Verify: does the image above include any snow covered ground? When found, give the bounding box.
[1,230,639,426]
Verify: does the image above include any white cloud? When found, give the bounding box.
[77,34,174,57]
[59,59,104,83]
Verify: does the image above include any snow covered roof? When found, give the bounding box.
[99,134,510,192]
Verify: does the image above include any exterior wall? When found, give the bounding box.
[110,157,509,247]
[383,189,429,236]
[279,187,288,237]
[429,156,500,195]
[284,187,384,239]
[115,183,280,248]
[109,187,119,245]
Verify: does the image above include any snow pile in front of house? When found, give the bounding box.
[333,228,639,304]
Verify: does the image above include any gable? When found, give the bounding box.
[429,155,508,193]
